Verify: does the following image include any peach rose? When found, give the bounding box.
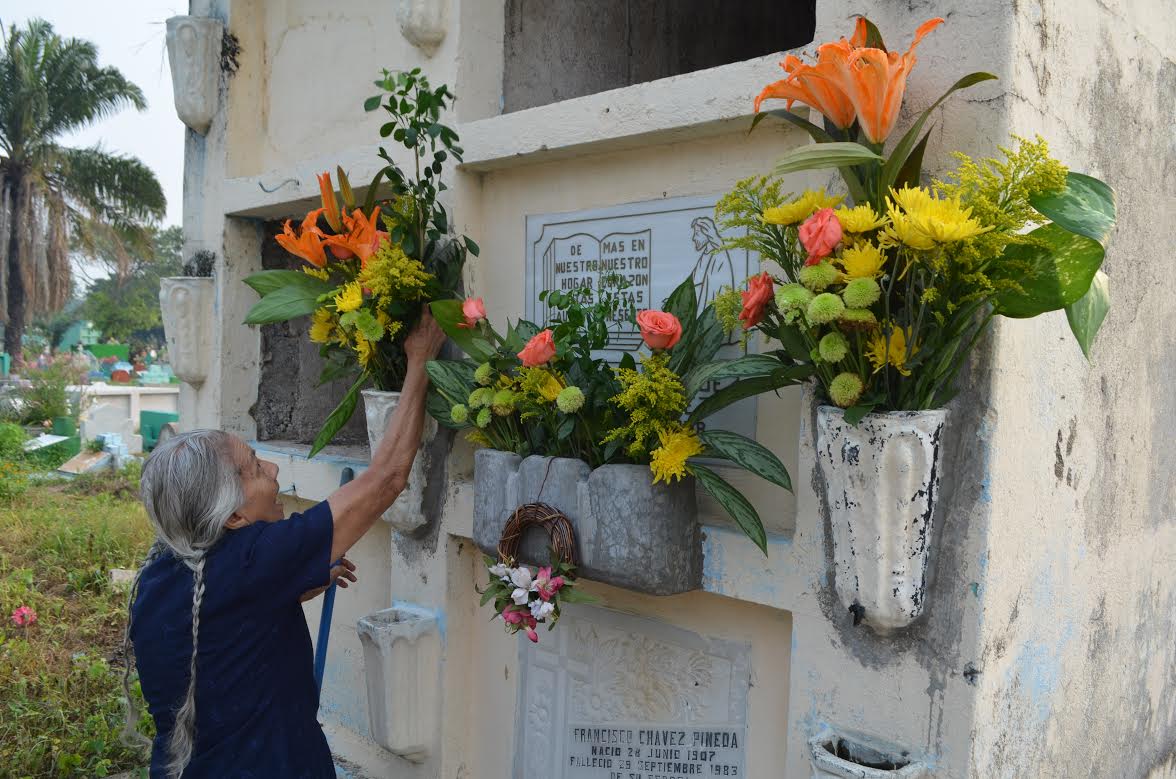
[457,297,486,329]
[799,207,843,265]
[518,329,557,367]
[636,310,683,350]
[739,272,774,329]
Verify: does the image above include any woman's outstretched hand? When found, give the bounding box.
[404,310,446,365]
[299,557,357,602]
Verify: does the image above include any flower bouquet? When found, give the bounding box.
[715,16,1116,630]
[427,273,804,553]
[478,554,593,643]
[242,69,479,455]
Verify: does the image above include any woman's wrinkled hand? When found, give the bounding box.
[299,557,358,602]
[404,311,446,365]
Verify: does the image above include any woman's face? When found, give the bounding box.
[227,436,283,526]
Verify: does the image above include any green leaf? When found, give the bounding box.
[362,169,386,215]
[992,223,1106,318]
[244,284,328,325]
[880,72,998,192]
[752,109,836,143]
[893,128,932,190]
[688,372,801,424]
[671,306,722,374]
[309,373,367,457]
[773,142,883,177]
[774,324,811,362]
[425,359,476,406]
[699,429,791,491]
[243,269,332,298]
[861,17,887,50]
[662,275,698,326]
[363,95,382,112]
[427,388,465,428]
[1029,172,1117,248]
[559,586,598,604]
[683,354,781,399]
[688,464,767,554]
[843,403,875,425]
[1065,270,1110,359]
[430,299,498,362]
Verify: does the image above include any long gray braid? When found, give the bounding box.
[122,430,245,778]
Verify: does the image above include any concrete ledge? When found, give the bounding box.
[251,439,370,503]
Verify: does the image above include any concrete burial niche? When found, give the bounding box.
[473,449,701,595]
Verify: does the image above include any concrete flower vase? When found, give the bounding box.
[472,449,701,595]
[363,389,436,532]
[165,16,222,135]
[808,731,929,778]
[159,277,214,387]
[815,406,947,633]
[356,605,440,762]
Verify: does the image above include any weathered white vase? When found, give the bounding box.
[808,731,929,778]
[356,605,440,762]
[472,449,701,595]
[165,16,222,135]
[815,406,947,632]
[396,0,447,54]
[159,277,214,387]
[362,389,436,532]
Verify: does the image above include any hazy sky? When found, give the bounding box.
[0,0,187,226]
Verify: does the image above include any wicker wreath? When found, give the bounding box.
[496,502,577,568]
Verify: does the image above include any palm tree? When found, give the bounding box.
[0,19,165,366]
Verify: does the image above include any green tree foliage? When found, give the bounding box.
[80,225,182,348]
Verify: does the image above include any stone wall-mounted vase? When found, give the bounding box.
[396,0,447,54]
[808,730,929,778]
[472,449,701,595]
[159,277,214,387]
[165,16,223,135]
[357,605,440,762]
[362,389,436,532]
[815,406,948,633]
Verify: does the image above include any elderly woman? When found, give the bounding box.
[122,315,446,778]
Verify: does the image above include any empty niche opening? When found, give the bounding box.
[821,736,912,771]
[502,0,816,113]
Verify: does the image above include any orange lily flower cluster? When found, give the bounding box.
[754,17,944,144]
[274,171,389,268]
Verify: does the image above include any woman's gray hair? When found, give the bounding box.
[121,429,245,778]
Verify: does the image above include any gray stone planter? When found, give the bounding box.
[816,406,947,633]
[363,389,436,533]
[159,277,214,387]
[473,449,701,595]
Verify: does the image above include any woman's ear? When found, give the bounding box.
[224,512,252,530]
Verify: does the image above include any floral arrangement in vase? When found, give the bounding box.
[242,69,479,455]
[427,274,802,552]
[713,15,1116,417]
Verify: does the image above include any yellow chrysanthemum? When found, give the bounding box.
[649,425,703,485]
[309,308,335,344]
[358,241,432,304]
[354,335,376,367]
[334,282,364,313]
[883,186,994,249]
[762,188,843,226]
[301,266,330,281]
[866,325,918,376]
[838,243,887,280]
[518,367,564,403]
[834,204,888,234]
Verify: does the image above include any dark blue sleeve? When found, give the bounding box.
[241,500,334,604]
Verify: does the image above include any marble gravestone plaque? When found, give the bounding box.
[526,195,758,439]
[515,605,751,778]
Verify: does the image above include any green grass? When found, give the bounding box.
[0,463,155,777]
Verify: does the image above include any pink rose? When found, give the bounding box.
[457,297,486,329]
[739,273,774,329]
[636,310,683,350]
[518,329,557,367]
[11,605,36,627]
[799,208,843,265]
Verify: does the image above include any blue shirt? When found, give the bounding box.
[131,501,335,778]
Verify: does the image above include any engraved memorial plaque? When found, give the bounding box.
[515,605,751,778]
[526,195,759,439]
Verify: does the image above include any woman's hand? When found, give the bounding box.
[299,557,357,602]
[404,311,446,365]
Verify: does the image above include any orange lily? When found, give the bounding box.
[275,208,328,268]
[324,207,389,264]
[755,17,943,144]
[317,172,343,232]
